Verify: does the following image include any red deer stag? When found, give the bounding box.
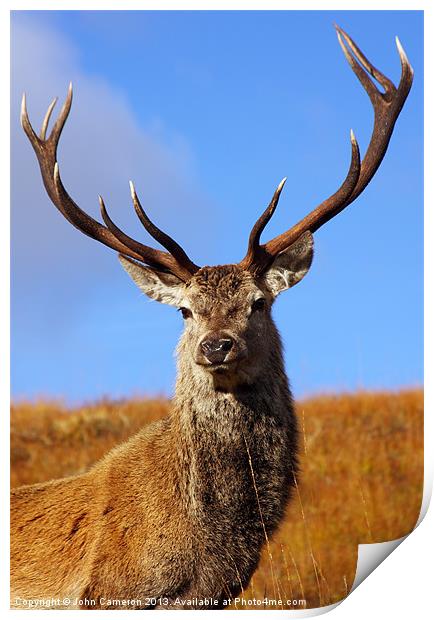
[11,26,413,609]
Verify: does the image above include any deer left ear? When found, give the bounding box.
[263,231,314,297]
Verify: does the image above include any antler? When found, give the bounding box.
[20,83,200,282]
[240,25,414,275]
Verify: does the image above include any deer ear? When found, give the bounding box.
[263,231,314,297]
[119,255,186,307]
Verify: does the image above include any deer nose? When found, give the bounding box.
[200,337,233,364]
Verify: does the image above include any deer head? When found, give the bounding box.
[120,233,313,387]
[20,26,413,386]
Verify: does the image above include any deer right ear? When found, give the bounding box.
[119,255,186,307]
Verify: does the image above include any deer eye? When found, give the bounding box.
[178,307,192,319]
[251,298,266,314]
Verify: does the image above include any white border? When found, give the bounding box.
[4,2,430,618]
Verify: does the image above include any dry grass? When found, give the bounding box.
[10,389,423,609]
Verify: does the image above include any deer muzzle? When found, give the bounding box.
[195,330,247,370]
[200,337,234,364]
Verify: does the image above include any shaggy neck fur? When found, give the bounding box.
[170,320,298,600]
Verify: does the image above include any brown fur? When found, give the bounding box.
[11,256,312,609]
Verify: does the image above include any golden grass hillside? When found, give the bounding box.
[10,389,423,609]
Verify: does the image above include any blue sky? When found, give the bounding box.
[11,10,423,404]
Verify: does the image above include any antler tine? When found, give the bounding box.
[21,93,41,148]
[49,82,73,145]
[129,181,199,277]
[240,26,413,275]
[335,26,394,101]
[239,178,287,270]
[21,86,199,281]
[40,97,58,141]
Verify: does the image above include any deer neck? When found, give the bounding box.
[171,327,297,525]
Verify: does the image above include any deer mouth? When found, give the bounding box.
[197,352,248,373]
[207,360,238,373]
